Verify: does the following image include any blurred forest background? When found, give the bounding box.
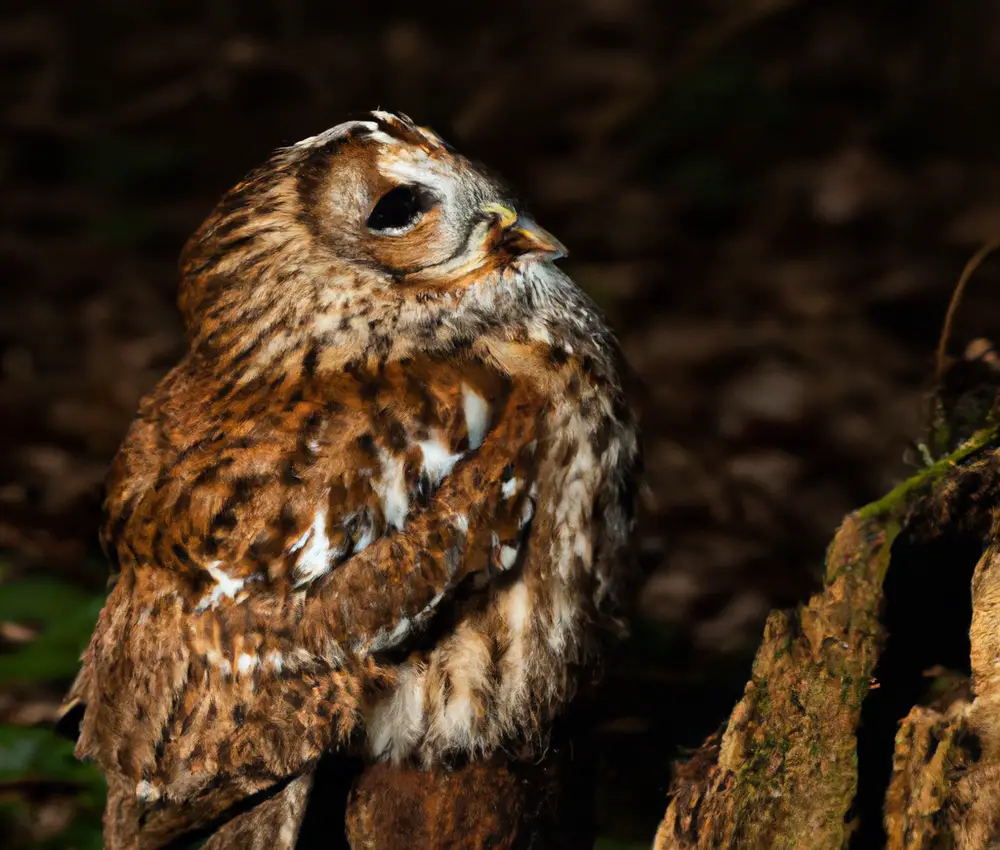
[4,0,1000,847]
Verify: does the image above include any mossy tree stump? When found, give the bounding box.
[656,423,1000,849]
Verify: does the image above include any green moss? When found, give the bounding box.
[772,632,793,662]
[856,426,997,522]
[840,675,854,706]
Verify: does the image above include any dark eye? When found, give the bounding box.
[367,186,431,233]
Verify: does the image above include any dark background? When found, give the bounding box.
[4,1,1000,846]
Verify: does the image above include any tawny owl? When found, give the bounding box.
[65,111,641,849]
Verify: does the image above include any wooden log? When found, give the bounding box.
[344,723,594,850]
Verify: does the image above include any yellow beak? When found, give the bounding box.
[482,203,567,260]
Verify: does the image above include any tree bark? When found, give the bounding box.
[656,426,1000,850]
[882,519,1000,850]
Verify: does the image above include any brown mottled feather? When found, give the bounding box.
[72,111,641,848]
[75,359,543,847]
[199,773,314,850]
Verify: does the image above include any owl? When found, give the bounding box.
[65,111,641,849]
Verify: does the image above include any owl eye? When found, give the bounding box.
[367,185,432,233]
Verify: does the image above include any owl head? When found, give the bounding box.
[179,111,583,370]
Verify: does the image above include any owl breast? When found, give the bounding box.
[94,335,636,780]
[363,347,639,764]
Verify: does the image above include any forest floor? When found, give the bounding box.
[4,1,1000,846]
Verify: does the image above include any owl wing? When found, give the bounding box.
[73,358,544,849]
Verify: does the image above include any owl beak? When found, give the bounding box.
[482,203,568,261]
